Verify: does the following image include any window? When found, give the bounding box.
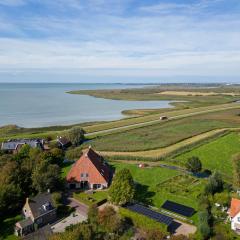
[81,173,88,178]
[238,217,240,222]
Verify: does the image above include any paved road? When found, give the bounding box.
[68,197,88,217]
[51,212,87,233]
[86,104,240,137]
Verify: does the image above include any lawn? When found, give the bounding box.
[112,163,202,211]
[0,215,22,240]
[175,132,240,178]
[86,108,240,152]
[60,162,74,178]
[73,190,108,206]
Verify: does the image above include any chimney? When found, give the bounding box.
[26,197,29,205]
[89,145,91,149]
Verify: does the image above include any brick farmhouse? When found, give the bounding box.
[66,147,111,190]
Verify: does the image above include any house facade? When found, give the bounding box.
[15,192,57,237]
[229,198,240,232]
[57,136,72,149]
[1,139,45,154]
[66,147,111,190]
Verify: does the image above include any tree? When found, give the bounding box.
[109,168,135,205]
[205,171,223,195]
[199,221,210,240]
[232,153,240,188]
[65,127,85,147]
[32,161,61,192]
[98,206,122,233]
[42,148,64,165]
[0,162,22,216]
[185,156,202,173]
[88,204,99,227]
[52,192,63,209]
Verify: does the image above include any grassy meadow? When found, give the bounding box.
[175,132,240,178]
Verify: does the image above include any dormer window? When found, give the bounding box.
[42,202,52,211]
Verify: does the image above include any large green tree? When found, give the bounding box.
[32,161,61,192]
[205,171,223,195]
[42,148,64,165]
[0,162,22,216]
[65,127,85,147]
[109,168,135,205]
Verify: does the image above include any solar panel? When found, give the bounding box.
[125,203,173,226]
[161,200,195,217]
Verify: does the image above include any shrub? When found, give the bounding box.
[98,206,122,233]
[185,156,202,173]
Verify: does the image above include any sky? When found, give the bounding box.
[0,0,240,83]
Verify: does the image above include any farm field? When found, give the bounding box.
[86,108,240,152]
[175,132,240,178]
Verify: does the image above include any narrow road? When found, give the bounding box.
[86,103,240,137]
[68,197,88,217]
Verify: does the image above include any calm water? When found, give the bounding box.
[0,83,173,128]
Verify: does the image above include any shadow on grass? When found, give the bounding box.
[134,183,155,206]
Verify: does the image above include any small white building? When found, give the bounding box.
[229,198,240,232]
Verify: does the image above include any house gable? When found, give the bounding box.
[67,148,111,186]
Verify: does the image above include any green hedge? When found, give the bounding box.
[119,207,168,234]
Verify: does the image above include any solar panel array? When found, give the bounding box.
[125,203,173,226]
[161,200,195,217]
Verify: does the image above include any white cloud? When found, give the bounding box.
[0,0,239,78]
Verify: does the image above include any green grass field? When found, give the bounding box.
[73,191,108,206]
[175,132,240,178]
[86,108,240,152]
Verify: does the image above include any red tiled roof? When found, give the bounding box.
[230,198,240,218]
[66,148,111,185]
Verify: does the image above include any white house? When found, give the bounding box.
[229,198,240,232]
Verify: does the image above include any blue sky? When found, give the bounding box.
[0,0,240,83]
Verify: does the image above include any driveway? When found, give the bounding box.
[68,197,89,217]
[51,212,87,233]
[169,220,197,236]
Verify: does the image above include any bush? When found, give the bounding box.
[185,156,202,173]
[98,206,122,233]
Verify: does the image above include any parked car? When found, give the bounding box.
[160,116,168,120]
